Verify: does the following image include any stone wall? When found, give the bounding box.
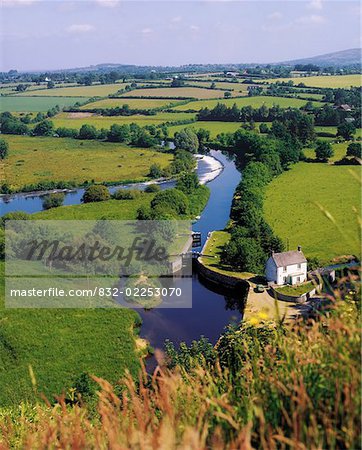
[270,284,322,303]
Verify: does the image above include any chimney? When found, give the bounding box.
[297,245,302,252]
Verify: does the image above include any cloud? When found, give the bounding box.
[95,0,121,7]
[190,25,200,32]
[141,28,153,34]
[295,14,326,25]
[307,0,323,11]
[66,24,95,34]
[171,16,182,23]
[268,12,282,21]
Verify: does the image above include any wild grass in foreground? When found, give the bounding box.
[0,275,359,449]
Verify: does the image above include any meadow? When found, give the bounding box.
[264,160,361,263]
[168,121,243,138]
[267,74,362,88]
[51,111,196,130]
[119,87,226,99]
[16,83,125,97]
[172,95,324,111]
[0,96,86,112]
[3,135,172,190]
[80,98,186,110]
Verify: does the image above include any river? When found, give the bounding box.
[0,150,243,355]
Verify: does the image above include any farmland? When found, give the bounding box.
[168,121,243,138]
[51,111,196,129]
[172,95,324,111]
[80,98,186,110]
[264,160,361,263]
[3,135,172,190]
[15,83,126,97]
[119,87,227,99]
[0,96,86,112]
[266,74,362,88]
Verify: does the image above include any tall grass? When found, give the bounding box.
[0,276,360,449]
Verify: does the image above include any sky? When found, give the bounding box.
[1,0,361,71]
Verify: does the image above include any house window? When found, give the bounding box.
[283,266,287,272]
[297,263,301,269]
[297,277,300,282]
[283,276,287,283]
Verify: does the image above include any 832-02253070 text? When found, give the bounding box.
[9,286,183,298]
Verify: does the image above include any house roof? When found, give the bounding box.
[271,250,307,268]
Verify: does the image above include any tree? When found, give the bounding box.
[149,164,163,179]
[210,82,216,89]
[224,91,232,98]
[176,172,199,194]
[144,184,161,193]
[337,122,356,140]
[171,78,184,87]
[47,81,55,89]
[221,236,266,273]
[107,124,130,143]
[346,142,361,158]
[174,128,199,153]
[33,120,54,136]
[315,140,334,162]
[78,124,98,140]
[150,188,189,216]
[259,123,269,134]
[82,185,110,203]
[16,84,27,92]
[0,139,9,159]
[42,193,65,210]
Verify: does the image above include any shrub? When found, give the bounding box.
[176,172,200,194]
[112,189,141,200]
[144,184,161,193]
[82,185,110,203]
[78,124,98,140]
[42,193,65,210]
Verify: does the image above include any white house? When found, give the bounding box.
[265,246,307,286]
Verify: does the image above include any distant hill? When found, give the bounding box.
[280,48,361,67]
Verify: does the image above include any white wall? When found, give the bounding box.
[276,262,307,285]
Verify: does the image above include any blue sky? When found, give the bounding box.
[1,0,360,71]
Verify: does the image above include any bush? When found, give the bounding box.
[112,189,141,200]
[259,123,269,134]
[78,124,98,140]
[144,184,161,193]
[42,193,65,210]
[82,185,110,203]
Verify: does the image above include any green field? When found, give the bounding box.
[314,126,362,139]
[168,121,243,138]
[264,161,361,263]
[172,95,324,111]
[119,87,226,99]
[3,135,172,190]
[267,74,361,89]
[33,196,152,220]
[16,83,125,97]
[52,111,196,130]
[0,96,86,112]
[81,98,186,110]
